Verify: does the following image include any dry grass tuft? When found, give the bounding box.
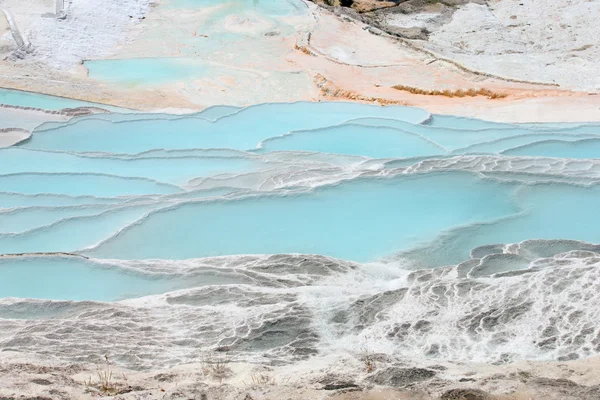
[392,84,508,99]
[243,371,291,388]
[201,352,233,385]
[83,355,128,396]
[251,373,277,386]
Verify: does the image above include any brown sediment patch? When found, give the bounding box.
[314,73,411,106]
[392,85,508,99]
[295,44,317,56]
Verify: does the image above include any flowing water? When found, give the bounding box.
[1,101,600,370]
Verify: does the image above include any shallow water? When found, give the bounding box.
[2,101,600,370]
[0,256,184,302]
[84,0,309,91]
[85,58,211,87]
[165,0,305,16]
[21,103,430,153]
[0,88,130,112]
[0,148,260,184]
[85,172,518,261]
[0,256,246,302]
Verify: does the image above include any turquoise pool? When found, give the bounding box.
[1,102,600,301]
[0,256,245,301]
[85,58,211,87]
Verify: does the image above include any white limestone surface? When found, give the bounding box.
[425,1,600,91]
[1,0,150,70]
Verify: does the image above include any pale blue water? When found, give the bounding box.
[0,148,259,185]
[0,204,112,234]
[401,182,600,268]
[0,257,181,301]
[3,100,600,373]
[426,114,515,130]
[453,133,599,154]
[503,138,600,159]
[0,256,244,301]
[166,0,305,16]
[351,117,600,151]
[85,58,210,87]
[0,203,160,254]
[0,192,121,208]
[197,105,241,120]
[21,102,430,153]
[0,190,235,234]
[2,101,600,304]
[259,124,447,157]
[0,173,181,197]
[84,172,519,261]
[0,88,129,112]
[163,0,305,39]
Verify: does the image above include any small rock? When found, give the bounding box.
[441,388,492,400]
[557,353,579,361]
[322,381,360,390]
[31,378,53,385]
[427,365,448,371]
[532,377,580,388]
[154,372,177,382]
[368,367,436,387]
[385,26,429,40]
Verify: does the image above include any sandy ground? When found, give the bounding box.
[2,350,600,400]
[0,0,598,123]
